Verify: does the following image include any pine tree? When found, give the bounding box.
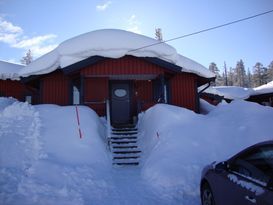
[267,61,273,82]
[20,49,33,65]
[234,59,247,87]
[227,67,234,86]
[246,68,252,87]
[253,62,268,86]
[216,72,225,86]
[223,62,228,86]
[208,62,220,86]
[155,28,163,41]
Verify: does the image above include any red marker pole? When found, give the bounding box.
[75,105,83,139]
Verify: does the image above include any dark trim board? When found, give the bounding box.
[142,57,182,73]
[63,56,105,75]
[62,55,183,75]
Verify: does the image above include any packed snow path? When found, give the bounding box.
[0,100,44,204]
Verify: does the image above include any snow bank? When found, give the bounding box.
[2,97,272,204]
[203,82,273,100]
[139,101,273,204]
[0,97,16,110]
[35,104,110,166]
[199,98,216,114]
[0,60,24,80]
[19,29,215,79]
[253,80,273,95]
[203,86,253,100]
[0,101,112,204]
[0,101,43,203]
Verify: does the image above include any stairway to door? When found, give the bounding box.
[110,126,141,166]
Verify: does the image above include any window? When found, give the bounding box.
[230,145,273,185]
[25,96,32,104]
[114,89,127,97]
[73,86,80,105]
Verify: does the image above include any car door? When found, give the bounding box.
[208,168,254,205]
[227,145,273,205]
[246,145,273,205]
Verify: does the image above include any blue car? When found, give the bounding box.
[200,140,273,205]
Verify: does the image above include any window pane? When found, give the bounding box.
[232,146,273,185]
[114,89,127,97]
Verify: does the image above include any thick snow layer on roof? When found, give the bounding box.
[203,86,253,100]
[253,80,273,95]
[19,29,215,79]
[0,60,24,80]
[176,54,214,78]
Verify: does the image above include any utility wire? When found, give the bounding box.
[130,9,273,52]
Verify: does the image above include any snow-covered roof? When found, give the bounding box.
[203,86,253,100]
[0,60,24,80]
[18,29,215,79]
[253,80,273,95]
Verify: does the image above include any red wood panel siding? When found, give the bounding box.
[170,73,197,112]
[41,71,70,105]
[81,56,164,76]
[0,80,28,101]
[134,80,153,102]
[84,77,108,116]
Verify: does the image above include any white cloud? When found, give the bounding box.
[13,34,57,49]
[0,18,22,33]
[96,1,112,11]
[0,17,58,58]
[127,14,142,34]
[0,17,23,44]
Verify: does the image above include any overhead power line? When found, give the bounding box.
[130,9,273,52]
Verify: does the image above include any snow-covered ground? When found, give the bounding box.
[1,98,273,204]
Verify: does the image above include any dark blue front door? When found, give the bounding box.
[110,81,132,125]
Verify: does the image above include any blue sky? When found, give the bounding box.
[0,0,272,72]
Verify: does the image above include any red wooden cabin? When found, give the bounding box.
[23,55,214,125]
[0,60,33,102]
[3,30,215,126]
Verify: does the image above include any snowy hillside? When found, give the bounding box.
[1,98,273,204]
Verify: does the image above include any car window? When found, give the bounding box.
[230,145,273,186]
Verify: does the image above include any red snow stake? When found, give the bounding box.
[75,105,83,139]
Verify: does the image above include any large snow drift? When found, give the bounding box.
[253,80,273,95]
[203,86,253,100]
[18,29,215,79]
[1,98,273,204]
[0,102,111,204]
[0,60,24,80]
[202,82,273,100]
[139,101,273,204]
